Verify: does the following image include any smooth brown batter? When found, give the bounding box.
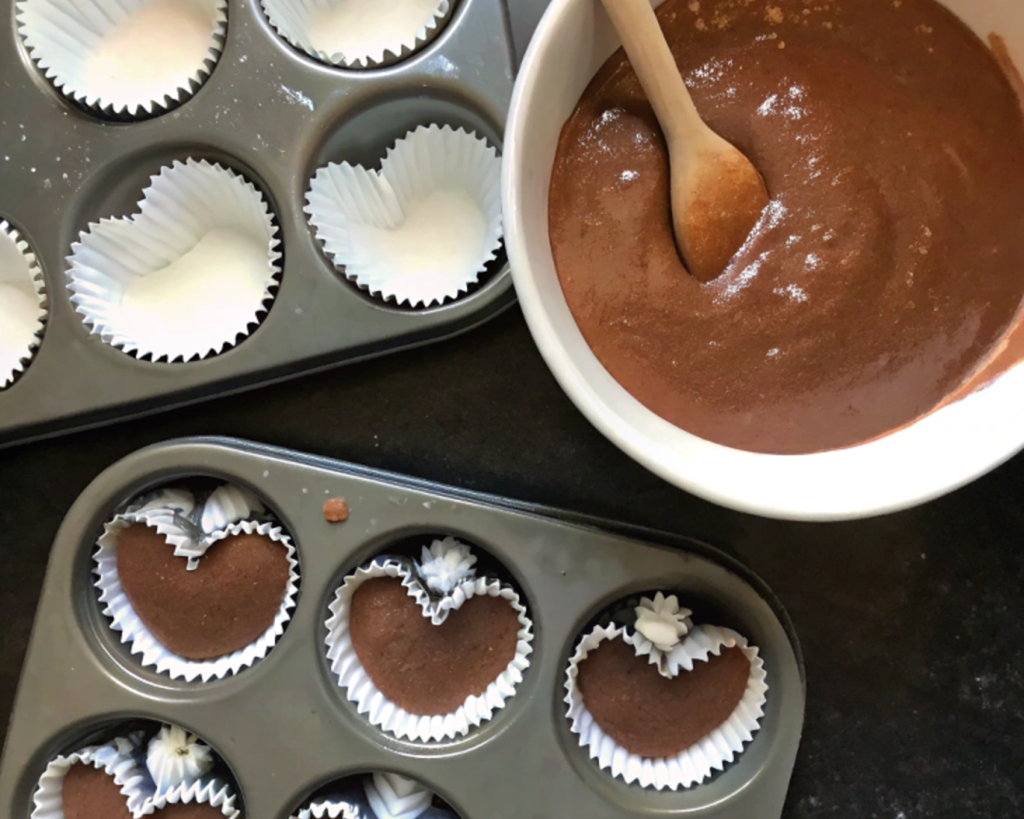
[550,0,1024,453]
[61,763,132,819]
[117,523,290,660]
[349,577,520,715]
[577,639,751,759]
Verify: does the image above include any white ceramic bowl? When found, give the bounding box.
[502,0,1024,521]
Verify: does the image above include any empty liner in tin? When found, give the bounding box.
[93,483,299,682]
[0,220,46,389]
[324,537,533,742]
[564,593,769,791]
[17,0,228,119]
[305,124,503,309]
[261,0,453,69]
[292,772,457,819]
[67,159,281,364]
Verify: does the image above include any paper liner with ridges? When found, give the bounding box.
[293,801,360,819]
[564,623,769,790]
[94,519,300,682]
[325,557,533,742]
[261,0,452,69]
[305,124,503,308]
[17,0,227,118]
[0,220,47,389]
[200,484,265,534]
[146,724,214,795]
[67,158,282,363]
[137,777,240,818]
[366,772,431,819]
[31,737,154,819]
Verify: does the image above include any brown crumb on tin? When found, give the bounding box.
[323,498,350,522]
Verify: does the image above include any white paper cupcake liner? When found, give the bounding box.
[68,158,282,363]
[17,0,227,118]
[261,0,452,69]
[565,623,769,790]
[146,724,215,795]
[292,799,360,819]
[365,772,432,819]
[325,557,534,742]
[137,777,240,818]
[32,737,154,819]
[95,518,300,682]
[0,220,47,389]
[305,124,503,308]
[201,484,266,535]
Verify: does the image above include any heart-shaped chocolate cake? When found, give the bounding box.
[60,763,132,819]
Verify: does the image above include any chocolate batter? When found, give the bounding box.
[550,0,1024,453]
[576,638,751,759]
[61,763,132,819]
[349,577,520,715]
[116,523,290,660]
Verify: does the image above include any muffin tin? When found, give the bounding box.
[0,436,805,819]
[0,0,516,447]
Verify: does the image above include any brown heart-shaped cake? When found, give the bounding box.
[348,576,520,715]
[116,522,290,660]
[575,637,752,759]
[61,763,132,819]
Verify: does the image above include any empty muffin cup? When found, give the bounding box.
[324,538,533,742]
[261,0,453,69]
[305,124,503,308]
[0,220,46,389]
[68,158,281,363]
[564,598,769,790]
[17,0,227,118]
[94,486,299,682]
[292,772,453,819]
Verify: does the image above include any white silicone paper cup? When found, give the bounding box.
[365,772,433,819]
[292,799,360,819]
[306,124,503,308]
[502,0,1024,520]
[137,777,240,818]
[17,0,227,118]
[32,739,154,819]
[68,158,281,363]
[564,623,768,790]
[0,220,46,389]
[261,0,452,69]
[94,519,300,682]
[325,558,534,742]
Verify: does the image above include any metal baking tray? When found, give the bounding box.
[0,436,804,819]
[0,0,517,448]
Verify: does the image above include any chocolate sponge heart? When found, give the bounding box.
[61,763,132,819]
[576,637,751,759]
[348,576,520,715]
[116,522,290,660]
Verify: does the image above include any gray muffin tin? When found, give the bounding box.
[0,0,516,448]
[0,437,804,819]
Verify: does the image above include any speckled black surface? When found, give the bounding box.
[2,309,1023,818]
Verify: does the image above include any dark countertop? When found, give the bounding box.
[2,308,1023,818]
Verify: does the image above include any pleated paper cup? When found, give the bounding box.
[94,519,300,682]
[325,557,534,742]
[68,158,281,363]
[305,124,503,308]
[291,799,360,819]
[564,623,769,790]
[137,777,240,818]
[0,220,46,389]
[17,0,227,118]
[261,0,452,69]
[32,738,154,819]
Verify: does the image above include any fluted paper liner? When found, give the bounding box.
[17,0,227,118]
[32,738,154,819]
[565,623,768,790]
[0,220,47,389]
[95,518,300,682]
[261,0,452,69]
[138,777,240,817]
[292,800,360,819]
[325,557,533,742]
[305,124,503,308]
[68,158,281,363]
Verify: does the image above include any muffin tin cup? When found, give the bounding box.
[564,623,768,790]
[292,801,359,819]
[0,220,47,389]
[0,437,804,819]
[0,0,517,447]
[325,557,534,742]
[17,0,228,118]
[94,518,300,682]
[138,777,241,818]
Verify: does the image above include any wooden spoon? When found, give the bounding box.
[600,0,770,283]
